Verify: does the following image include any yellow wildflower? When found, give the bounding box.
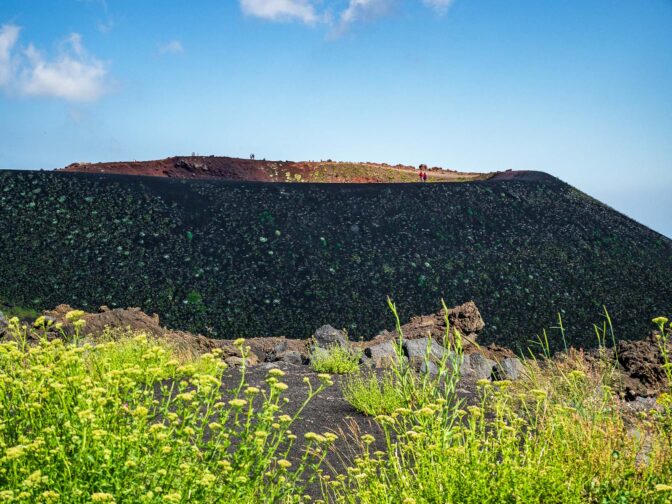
[65,310,86,322]
[91,493,115,502]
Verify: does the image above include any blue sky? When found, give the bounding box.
[0,0,671,237]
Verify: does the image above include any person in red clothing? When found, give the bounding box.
[419,171,424,182]
[422,172,428,182]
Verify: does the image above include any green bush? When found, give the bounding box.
[0,304,40,322]
[309,344,361,375]
[341,370,406,416]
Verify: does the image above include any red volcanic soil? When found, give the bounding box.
[58,156,500,183]
[59,156,272,181]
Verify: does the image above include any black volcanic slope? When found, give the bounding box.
[0,170,670,351]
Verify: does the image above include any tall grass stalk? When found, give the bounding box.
[326,316,672,504]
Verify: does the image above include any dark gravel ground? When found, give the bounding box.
[220,361,385,467]
[219,361,388,500]
[218,361,481,500]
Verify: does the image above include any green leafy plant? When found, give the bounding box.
[0,302,40,322]
[309,344,361,375]
[341,371,407,416]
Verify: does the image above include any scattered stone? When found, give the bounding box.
[225,354,259,368]
[625,396,662,414]
[273,340,288,354]
[494,357,526,380]
[420,360,438,377]
[246,336,307,363]
[448,301,486,336]
[277,350,303,365]
[313,325,348,349]
[368,301,485,352]
[463,353,497,380]
[616,332,671,399]
[6,301,669,406]
[308,346,330,364]
[403,337,446,371]
[364,340,400,369]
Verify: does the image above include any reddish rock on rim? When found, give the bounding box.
[58,155,497,183]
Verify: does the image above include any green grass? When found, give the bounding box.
[0,304,40,321]
[343,298,464,416]
[0,318,335,503]
[341,370,407,416]
[309,344,361,375]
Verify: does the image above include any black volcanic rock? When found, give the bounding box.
[0,169,670,351]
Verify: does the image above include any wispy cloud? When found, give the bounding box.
[336,0,396,35]
[159,40,185,55]
[0,24,20,86]
[97,19,115,34]
[0,23,110,102]
[239,0,456,33]
[422,0,454,15]
[78,0,115,34]
[340,0,395,25]
[240,0,320,24]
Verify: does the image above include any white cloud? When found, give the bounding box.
[422,0,454,15]
[0,23,109,102]
[0,24,20,86]
[159,40,185,55]
[97,19,115,34]
[332,0,397,34]
[238,0,455,33]
[239,0,319,24]
[340,0,395,26]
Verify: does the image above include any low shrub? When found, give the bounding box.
[310,344,361,375]
[341,371,406,416]
[0,302,40,322]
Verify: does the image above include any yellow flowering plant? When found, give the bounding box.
[0,325,331,503]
